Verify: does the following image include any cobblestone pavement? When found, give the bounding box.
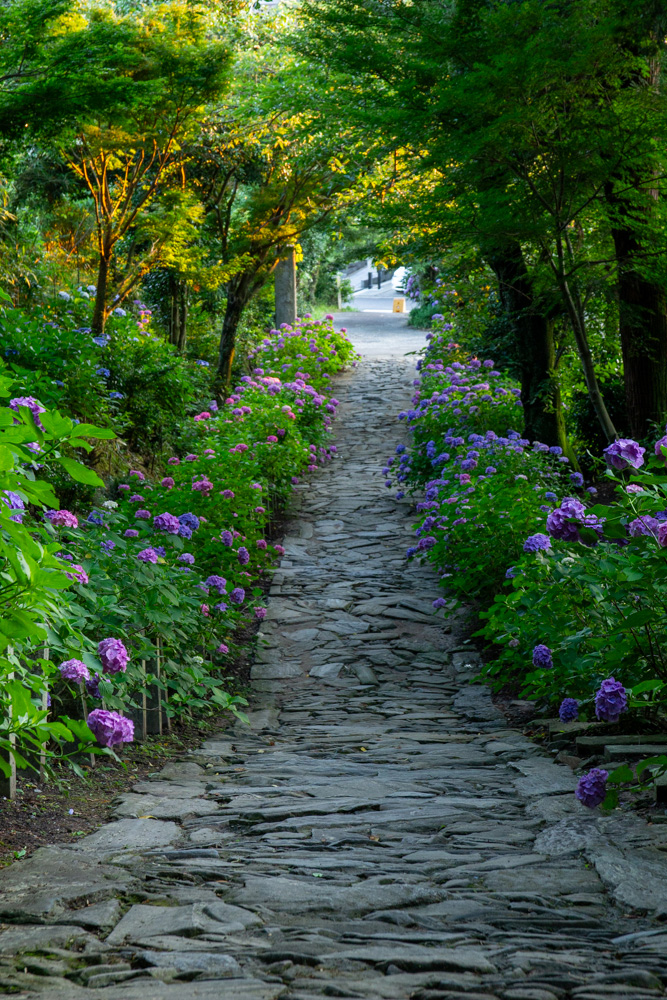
[2,324,667,999]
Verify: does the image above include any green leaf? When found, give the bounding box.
[70,423,116,440]
[58,457,105,487]
[608,764,634,784]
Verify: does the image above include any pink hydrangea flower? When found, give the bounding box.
[161,477,175,489]
[168,457,180,465]
[49,509,79,528]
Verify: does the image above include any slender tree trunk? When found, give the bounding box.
[485,242,567,450]
[91,254,110,334]
[553,233,618,443]
[217,282,248,387]
[609,224,667,438]
[168,275,189,352]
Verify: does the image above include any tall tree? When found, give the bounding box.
[6,2,234,332]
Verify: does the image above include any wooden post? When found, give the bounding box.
[274,248,297,328]
[0,647,17,800]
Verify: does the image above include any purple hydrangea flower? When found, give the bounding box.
[523,533,552,554]
[628,516,659,538]
[546,497,586,542]
[205,574,226,594]
[153,512,181,534]
[87,709,134,748]
[2,490,25,523]
[178,524,192,540]
[135,509,151,520]
[59,658,90,683]
[569,472,584,488]
[654,435,667,461]
[137,547,159,563]
[255,607,267,620]
[85,672,102,699]
[432,597,448,609]
[238,546,250,565]
[532,644,553,669]
[221,530,233,547]
[124,529,139,538]
[594,677,628,723]
[98,637,129,675]
[230,587,245,604]
[86,510,104,525]
[9,395,45,429]
[575,768,609,808]
[100,540,115,553]
[178,512,200,532]
[559,698,579,722]
[178,553,195,564]
[603,438,645,471]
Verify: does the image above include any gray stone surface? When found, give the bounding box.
[2,317,667,999]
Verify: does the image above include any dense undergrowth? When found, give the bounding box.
[1,308,356,778]
[388,320,667,809]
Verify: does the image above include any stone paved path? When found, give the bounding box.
[2,317,667,999]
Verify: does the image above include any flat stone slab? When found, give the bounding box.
[113,794,220,820]
[138,949,243,976]
[74,817,181,854]
[0,923,100,954]
[107,902,262,945]
[228,875,441,914]
[0,846,134,922]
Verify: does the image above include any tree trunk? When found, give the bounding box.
[91,254,110,334]
[610,225,667,438]
[217,283,248,387]
[168,275,189,352]
[485,242,568,451]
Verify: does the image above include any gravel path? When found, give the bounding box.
[1,314,667,999]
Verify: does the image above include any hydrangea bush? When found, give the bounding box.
[1,316,356,777]
[387,322,667,810]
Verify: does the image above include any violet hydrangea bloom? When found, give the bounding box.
[137,547,159,563]
[238,546,250,565]
[178,553,195,564]
[98,637,129,675]
[2,490,25,523]
[221,531,233,546]
[628,516,660,538]
[179,512,200,532]
[135,509,151,520]
[86,672,102,699]
[230,587,245,604]
[575,768,609,808]
[532,644,553,669]
[603,438,645,471]
[523,533,552,554]
[594,677,628,723]
[205,574,226,594]
[9,395,45,429]
[87,709,134,748]
[255,607,267,620]
[59,658,90,683]
[654,435,667,461]
[432,597,448,609]
[124,528,139,538]
[559,698,579,722]
[161,477,175,489]
[154,512,180,534]
[546,497,585,542]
